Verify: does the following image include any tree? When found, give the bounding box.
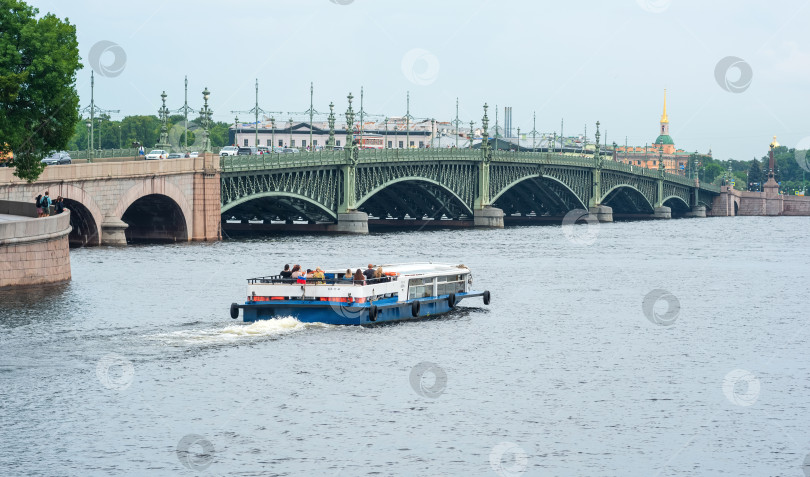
[0,0,81,181]
[704,163,724,184]
[747,160,762,191]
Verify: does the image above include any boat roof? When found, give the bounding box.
[326,263,468,276]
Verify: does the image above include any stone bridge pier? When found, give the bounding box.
[0,155,222,246]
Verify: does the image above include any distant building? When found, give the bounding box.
[231,118,455,150]
[613,90,711,174]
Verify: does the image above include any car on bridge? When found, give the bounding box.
[220,146,239,157]
[145,149,168,160]
[167,153,184,159]
[282,148,300,154]
[237,147,257,155]
[41,151,71,165]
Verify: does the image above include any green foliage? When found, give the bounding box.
[747,160,762,191]
[65,114,233,151]
[0,0,82,181]
[703,163,724,183]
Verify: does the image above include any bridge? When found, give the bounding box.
[220,147,719,233]
[0,147,721,245]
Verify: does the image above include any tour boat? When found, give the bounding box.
[229,263,490,325]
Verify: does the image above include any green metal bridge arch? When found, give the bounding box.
[356,176,475,219]
[219,147,720,225]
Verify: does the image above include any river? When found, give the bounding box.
[1,216,809,476]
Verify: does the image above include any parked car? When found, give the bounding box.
[41,151,72,165]
[237,147,257,155]
[167,153,184,159]
[282,148,300,154]
[219,146,239,157]
[188,151,199,158]
[145,149,168,160]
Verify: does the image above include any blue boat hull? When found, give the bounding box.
[236,291,488,325]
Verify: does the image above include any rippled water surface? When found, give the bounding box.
[2,217,809,476]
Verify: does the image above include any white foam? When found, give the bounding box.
[152,317,333,346]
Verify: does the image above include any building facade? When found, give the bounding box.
[614,90,710,174]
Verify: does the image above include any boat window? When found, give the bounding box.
[436,274,466,295]
[408,278,435,299]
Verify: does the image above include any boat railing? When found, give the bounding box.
[247,274,397,286]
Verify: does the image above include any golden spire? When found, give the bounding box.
[660,89,669,124]
[770,135,779,148]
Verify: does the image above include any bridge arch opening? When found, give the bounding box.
[492,176,587,222]
[62,198,100,247]
[222,192,338,225]
[662,196,691,217]
[121,194,188,243]
[357,179,473,224]
[601,185,655,216]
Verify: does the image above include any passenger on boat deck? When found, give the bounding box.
[363,264,375,280]
[280,264,292,279]
[375,266,386,282]
[353,269,365,284]
[313,267,325,283]
[343,269,353,280]
[290,265,303,279]
[305,269,314,279]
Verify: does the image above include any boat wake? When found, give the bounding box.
[151,317,334,347]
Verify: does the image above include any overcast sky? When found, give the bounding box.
[31,0,810,161]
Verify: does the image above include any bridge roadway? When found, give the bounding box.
[0,148,721,245]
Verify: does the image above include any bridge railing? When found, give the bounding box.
[699,183,721,193]
[221,151,347,172]
[357,148,482,162]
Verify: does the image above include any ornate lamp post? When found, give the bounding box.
[345,92,355,149]
[384,117,389,149]
[469,121,474,149]
[516,127,521,151]
[430,118,435,148]
[481,103,490,153]
[270,116,276,149]
[199,87,212,153]
[327,102,336,149]
[86,119,91,159]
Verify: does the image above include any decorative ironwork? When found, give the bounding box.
[218,146,719,221]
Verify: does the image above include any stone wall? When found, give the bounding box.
[0,200,72,288]
[711,186,810,216]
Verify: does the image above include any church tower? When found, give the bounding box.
[654,89,675,154]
